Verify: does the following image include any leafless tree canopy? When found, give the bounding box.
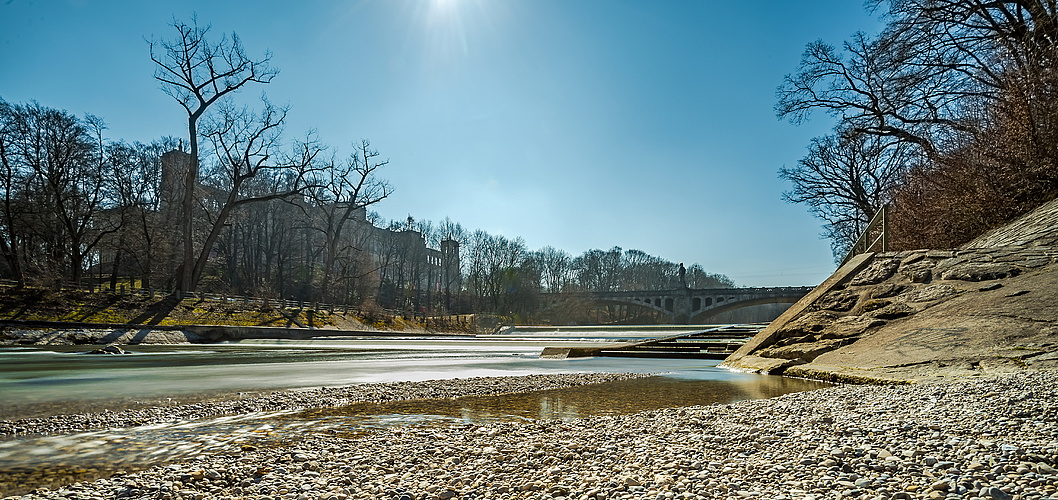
[150,15,279,292]
[1,15,739,325]
[778,0,1058,255]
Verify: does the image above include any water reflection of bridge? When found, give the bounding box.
[541,286,814,324]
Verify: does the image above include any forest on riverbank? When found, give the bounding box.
[778,1,1058,260]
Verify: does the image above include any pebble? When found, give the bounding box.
[3,371,1058,500]
[0,373,650,437]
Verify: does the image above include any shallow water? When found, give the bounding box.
[0,331,827,496]
[0,335,751,417]
[0,373,828,496]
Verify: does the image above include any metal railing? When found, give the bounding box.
[839,204,890,267]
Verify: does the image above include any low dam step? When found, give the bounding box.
[540,325,761,359]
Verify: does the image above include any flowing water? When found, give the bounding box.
[0,329,829,495]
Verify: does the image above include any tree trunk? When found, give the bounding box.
[178,114,199,292]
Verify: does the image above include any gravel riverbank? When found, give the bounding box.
[0,373,651,437]
[5,370,1058,500]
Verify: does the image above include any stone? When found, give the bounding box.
[654,475,674,487]
[815,290,860,312]
[773,334,817,347]
[85,344,127,355]
[1019,256,1052,268]
[910,284,960,303]
[940,262,1021,282]
[757,339,845,361]
[549,485,570,496]
[850,259,901,286]
[867,303,914,320]
[870,283,907,299]
[819,315,885,339]
[982,486,1012,500]
[900,253,926,266]
[776,311,838,337]
[901,261,935,283]
[855,299,890,314]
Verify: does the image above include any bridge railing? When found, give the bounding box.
[543,286,814,299]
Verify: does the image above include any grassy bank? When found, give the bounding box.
[0,286,477,333]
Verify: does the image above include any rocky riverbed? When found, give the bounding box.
[0,373,651,437]
[4,370,1058,500]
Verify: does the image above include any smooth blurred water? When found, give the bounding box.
[1,336,754,414]
[0,332,831,496]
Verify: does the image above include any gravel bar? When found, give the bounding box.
[6,370,1058,500]
[0,373,651,437]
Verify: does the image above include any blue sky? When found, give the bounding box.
[0,0,882,287]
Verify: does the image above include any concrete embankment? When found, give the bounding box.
[722,197,1058,383]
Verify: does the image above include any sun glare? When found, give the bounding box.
[422,0,471,60]
[431,0,457,9]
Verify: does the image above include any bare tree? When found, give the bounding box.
[191,98,323,291]
[533,246,574,293]
[0,99,27,284]
[150,15,278,292]
[573,246,622,292]
[104,139,174,289]
[684,263,734,288]
[780,131,912,260]
[775,32,962,157]
[0,101,115,284]
[307,140,390,302]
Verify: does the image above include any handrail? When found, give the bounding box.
[839,204,890,267]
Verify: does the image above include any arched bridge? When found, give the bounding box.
[542,286,814,324]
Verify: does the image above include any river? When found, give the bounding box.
[0,327,829,495]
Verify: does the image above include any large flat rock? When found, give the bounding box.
[725,246,1058,383]
[798,266,1058,382]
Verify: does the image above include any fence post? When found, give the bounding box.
[881,204,890,253]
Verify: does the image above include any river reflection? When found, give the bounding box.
[0,374,828,496]
[296,374,826,425]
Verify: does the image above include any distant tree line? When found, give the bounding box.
[778,1,1058,259]
[405,219,734,320]
[0,16,734,324]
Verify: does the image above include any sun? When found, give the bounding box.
[421,0,471,60]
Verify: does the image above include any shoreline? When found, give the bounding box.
[3,370,1056,500]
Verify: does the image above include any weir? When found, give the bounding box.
[540,324,761,359]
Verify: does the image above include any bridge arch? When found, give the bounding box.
[540,286,814,324]
[688,294,803,323]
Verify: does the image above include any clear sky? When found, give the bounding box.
[0,0,883,287]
